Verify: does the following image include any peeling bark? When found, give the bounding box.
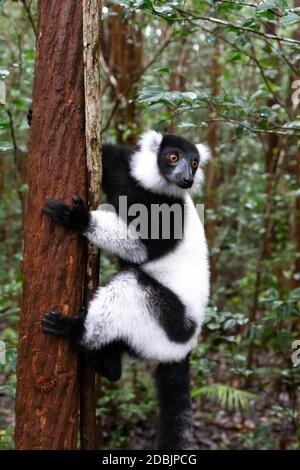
[80,0,102,450]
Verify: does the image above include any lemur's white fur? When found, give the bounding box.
[196,143,211,165]
[130,130,210,198]
[130,130,170,195]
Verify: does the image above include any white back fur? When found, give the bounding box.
[142,194,210,325]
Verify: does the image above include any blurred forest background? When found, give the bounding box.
[1,0,300,450]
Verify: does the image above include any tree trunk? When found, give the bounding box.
[293,148,300,288]
[292,0,300,289]
[15,0,86,449]
[205,43,221,285]
[167,33,190,133]
[246,21,283,373]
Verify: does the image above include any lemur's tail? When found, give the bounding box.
[154,355,193,450]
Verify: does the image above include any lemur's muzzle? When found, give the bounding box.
[173,160,193,189]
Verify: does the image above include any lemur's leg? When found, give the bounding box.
[43,268,195,377]
[84,342,124,382]
[42,196,148,264]
[42,308,123,381]
[78,270,195,363]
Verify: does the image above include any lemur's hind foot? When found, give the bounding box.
[42,308,123,382]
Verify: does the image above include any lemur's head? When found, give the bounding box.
[130,130,210,197]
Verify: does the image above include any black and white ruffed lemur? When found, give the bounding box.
[41,130,210,450]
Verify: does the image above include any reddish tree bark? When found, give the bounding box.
[169,35,190,93]
[15,0,86,449]
[167,34,190,133]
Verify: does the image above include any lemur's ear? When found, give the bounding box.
[140,130,163,153]
[196,144,211,166]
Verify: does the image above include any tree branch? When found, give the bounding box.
[21,0,37,38]
[102,34,174,133]
[170,7,300,46]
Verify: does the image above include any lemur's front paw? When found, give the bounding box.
[42,195,89,232]
[42,310,73,338]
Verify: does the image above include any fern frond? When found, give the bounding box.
[192,383,257,411]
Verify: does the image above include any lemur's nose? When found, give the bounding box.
[183,177,193,187]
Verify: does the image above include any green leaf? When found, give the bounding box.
[137,87,201,109]
[229,51,242,61]
[280,12,300,27]
[153,5,173,16]
[256,0,279,13]
[178,122,196,129]
[156,67,169,74]
[223,318,236,330]
[0,141,12,152]
[289,288,300,302]
[256,10,277,20]
[260,288,279,302]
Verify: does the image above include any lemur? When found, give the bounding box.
[41,130,210,450]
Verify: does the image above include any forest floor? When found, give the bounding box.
[128,408,296,450]
[0,374,297,450]
[0,394,297,450]
[112,399,297,450]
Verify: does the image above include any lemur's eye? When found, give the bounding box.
[192,161,199,170]
[167,153,178,163]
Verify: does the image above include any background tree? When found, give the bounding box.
[102,3,143,145]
